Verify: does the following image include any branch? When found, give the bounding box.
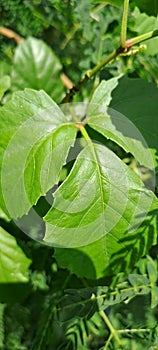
[0,26,23,43]
[61,27,158,104]
[61,47,123,103]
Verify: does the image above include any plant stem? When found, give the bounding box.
[61,27,158,103]
[120,0,129,48]
[100,310,122,346]
[61,48,121,103]
[126,29,158,47]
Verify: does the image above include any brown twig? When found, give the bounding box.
[0,26,23,43]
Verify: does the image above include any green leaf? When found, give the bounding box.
[0,75,11,100]
[88,77,157,169]
[94,0,158,16]
[110,77,158,168]
[0,226,31,283]
[151,286,158,308]
[58,288,97,322]
[147,256,157,284]
[130,8,158,56]
[88,76,120,114]
[133,1,158,16]
[0,89,77,218]
[55,199,157,279]
[11,37,64,102]
[44,141,156,248]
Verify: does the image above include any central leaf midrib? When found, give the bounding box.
[80,126,106,235]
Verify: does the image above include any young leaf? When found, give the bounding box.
[11,37,64,102]
[0,89,77,218]
[0,226,31,283]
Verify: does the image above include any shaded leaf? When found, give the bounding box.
[87,78,157,169]
[55,202,157,279]
[110,77,158,168]
[11,37,64,102]
[133,0,158,16]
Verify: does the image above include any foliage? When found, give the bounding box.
[0,0,158,349]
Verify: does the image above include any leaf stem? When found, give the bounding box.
[100,310,122,346]
[120,0,129,48]
[126,29,158,47]
[78,124,91,142]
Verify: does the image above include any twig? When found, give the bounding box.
[0,26,23,43]
[61,46,123,103]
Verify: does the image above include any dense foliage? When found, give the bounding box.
[0,0,158,349]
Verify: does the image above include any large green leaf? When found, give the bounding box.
[11,37,64,102]
[44,142,156,248]
[87,77,157,169]
[0,89,77,218]
[54,199,157,279]
[0,226,31,283]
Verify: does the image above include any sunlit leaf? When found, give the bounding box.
[0,226,31,283]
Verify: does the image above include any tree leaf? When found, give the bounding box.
[133,1,158,16]
[54,199,157,279]
[110,77,158,168]
[44,142,156,249]
[88,76,120,115]
[87,77,157,170]
[0,226,31,283]
[0,89,77,218]
[11,37,64,102]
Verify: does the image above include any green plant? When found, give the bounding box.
[0,0,158,349]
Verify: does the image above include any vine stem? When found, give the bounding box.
[120,0,129,48]
[100,310,122,346]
